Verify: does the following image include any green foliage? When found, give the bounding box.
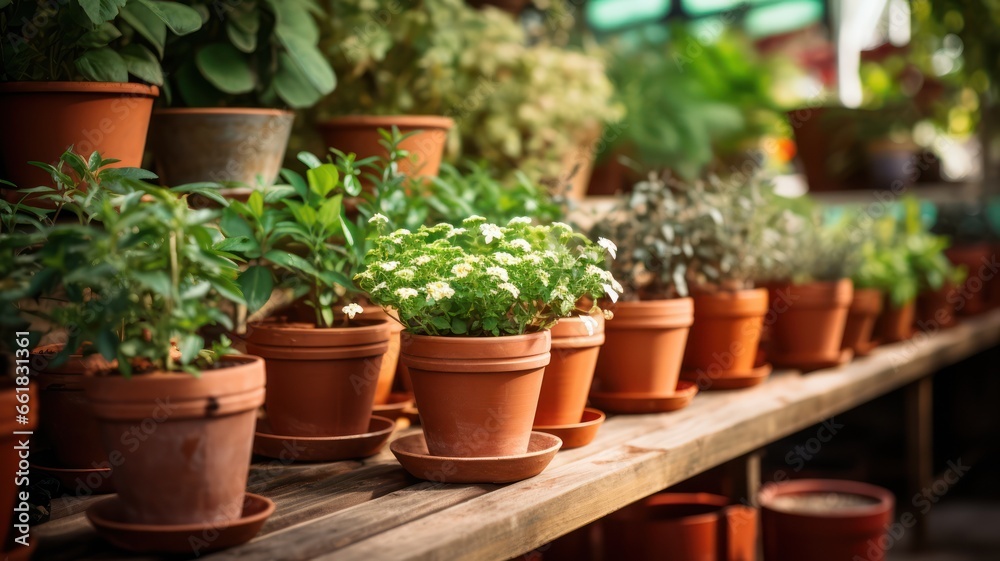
[898,198,965,292]
[0,0,201,83]
[356,218,621,336]
[161,0,335,108]
[426,162,564,226]
[849,216,920,307]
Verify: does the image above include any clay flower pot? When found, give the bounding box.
[945,244,993,316]
[683,289,768,380]
[534,315,605,426]
[0,379,36,545]
[316,115,454,181]
[593,298,694,394]
[400,331,551,457]
[759,479,894,561]
[916,284,958,330]
[85,355,265,526]
[874,297,916,344]
[602,493,757,561]
[841,288,884,355]
[33,345,108,468]
[0,82,158,204]
[149,108,294,190]
[363,306,405,406]
[245,320,390,437]
[766,280,854,369]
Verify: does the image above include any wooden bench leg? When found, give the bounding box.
[905,376,933,549]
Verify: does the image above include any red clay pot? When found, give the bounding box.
[915,284,958,331]
[767,280,854,368]
[0,82,158,204]
[759,479,895,561]
[534,315,604,426]
[85,355,265,526]
[593,299,694,394]
[33,345,109,468]
[683,289,768,378]
[841,287,884,355]
[363,307,405,406]
[400,331,550,458]
[874,297,916,344]
[602,493,757,561]
[245,320,390,437]
[945,244,993,316]
[0,378,36,545]
[316,115,453,181]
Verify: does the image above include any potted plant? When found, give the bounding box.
[224,154,390,438]
[901,200,966,331]
[588,174,695,407]
[355,217,621,458]
[933,202,996,316]
[151,0,335,191]
[28,166,267,533]
[0,0,201,200]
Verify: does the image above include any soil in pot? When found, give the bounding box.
[683,289,768,382]
[841,287,884,354]
[874,298,916,344]
[592,298,694,395]
[400,331,550,458]
[0,82,158,204]
[245,319,390,437]
[916,284,958,331]
[149,108,294,189]
[534,315,604,426]
[759,479,894,561]
[766,280,854,367]
[85,355,265,526]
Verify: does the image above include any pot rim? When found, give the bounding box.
[691,288,769,317]
[550,315,606,348]
[758,478,894,519]
[605,297,694,329]
[400,331,551,372]
[0,81,159,97]
[245,319,391,348]
[153,107,294,117]
[850,287,885,315]
[771,279,854,308]
[644,492,733,525]
[317,115,455,130]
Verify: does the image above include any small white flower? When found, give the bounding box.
[396,287,419,300]
[391,228,410,237]
[508,216,532,225]
[480,223,504,244]
[372,282,388,293]
[587,264,612,281]
[538,270,550,286]
[524,254,542,265]
[580,314,598,336]
[397,268,415,280]
[414,255,433,266]
[463,215,486,223]
[597,237,618,259]
[498,282,520,299]
[603,284,620,303]
[611,278,624,293]
[380,261,399,271]
[446,227,467,238]
[486,266,509,282]
[368,213,389,225]
[508,239,531,252]
[543,250,558,260]
[354,270,374,282]
[426,281,455,300]
[452,262,473,278]
[552,285,570,300]
[493,252,520,265]
[342,303,364,319]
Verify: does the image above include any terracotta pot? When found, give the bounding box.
[759,479,894,561]
[874,298,916,344]
[33,345,108,468]
[362,306,404,406]
[534,315,604,426]
[683,289,768,378]
[0,379,36,545]
[0,82,158,204]
[766,280,853,367]
[85,355,265,526]
[841,287,884,354]
[245,320,390,437]
[602,493,757,561]
[592,298,694,395]
[915,284,958,331]
[149,108,293,189]
[400,331,550,457]
[945,244,993,316]
[316,115,453,181]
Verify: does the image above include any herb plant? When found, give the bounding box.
[355,218,622,336]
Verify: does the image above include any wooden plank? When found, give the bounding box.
[905,376,934,548]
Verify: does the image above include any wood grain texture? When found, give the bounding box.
[34,310,1000,561]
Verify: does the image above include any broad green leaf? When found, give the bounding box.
[237,265,273,312]
[317,195,342,231]
[132,271,172,297]
[226,20,256,53]
[119,4,167,57]
[277,33,335,95]
[196,43,254,94]
[220,207,256,239]
[265,250,318,275]
[296,152,322,169]
[175,60,225,107]
[75,48,128,83]
[430,316,450,331]
[306,163,338,197]
[451,318,468,334]
[178,334,203,365]
[79,0,127,26]
[120,44,163,85]
[77,22,122,48]
[136,0,202,35]
[213,236,256,253]
[211,276,245,304]
[247,190,264,217]
[273,52,323,108]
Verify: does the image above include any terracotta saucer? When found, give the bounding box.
[680,363,773,391]
[390,431,562,484]
[772,348,854,373]
[87,492,274,554]
[32,451,115,495]
[589,380,699,414]
[253,416,394,462]
[533,408,605,449]
[372,392,415,421]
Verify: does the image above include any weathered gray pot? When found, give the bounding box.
[150,108,293,192]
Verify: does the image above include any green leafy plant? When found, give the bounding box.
[900,198,966,292]
[850,216,920,307]
[0,0,202,84]
[426,161,564,226]
[355,218,621,336]
[160,0,335,108]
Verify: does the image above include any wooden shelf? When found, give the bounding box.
[35,310,1000,561]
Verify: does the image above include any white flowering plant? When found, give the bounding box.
[355,217,623,336]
